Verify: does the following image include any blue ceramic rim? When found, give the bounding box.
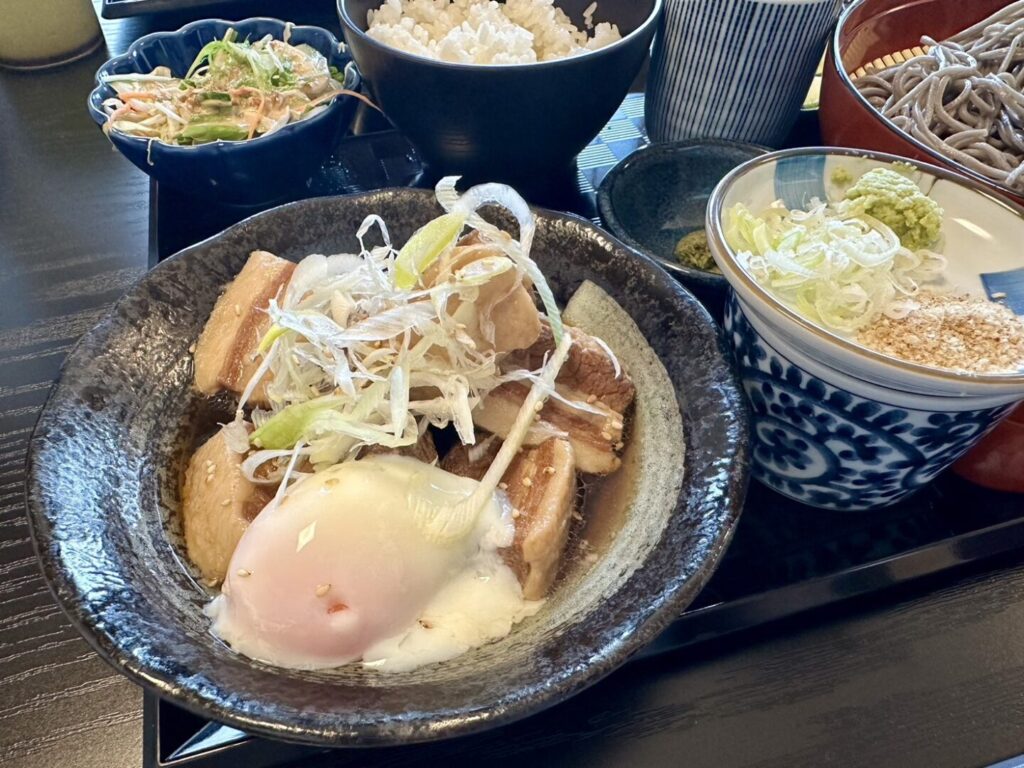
[828,0,1020,201]
[597,138,770,289]
[706,145,1024,388]
[337,0,663,71]
[86,17,356,152]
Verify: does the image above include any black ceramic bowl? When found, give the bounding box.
[597,140,769,311]
[27,190,748,746]
[338,0,661,186]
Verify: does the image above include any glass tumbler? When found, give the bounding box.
[645,0,842,147]
[0,0,104,71]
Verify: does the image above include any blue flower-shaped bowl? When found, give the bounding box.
[707,147,1024,510]
[88,18,359,206]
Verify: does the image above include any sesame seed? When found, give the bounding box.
[543,466,556,475]
[512,508,521,518]
[204,577,220,587]
[315,583,331,597]
[418,619,433,629]
[236,568,251,577]
[600,431,612,441]
[205,474,213,484]
[533,402,544,413]
[572,511,583,521]
[615,441,624,450]
[233,304,241,317]
[992,291,1007,300]
[220,499,230,507]
[857,293,1024,373]
[498,482,508,490]
[586,394,597,404]
[611,419,623,430]
[188,343,197,354]
[522,477,533,487]
[585,553,599,563]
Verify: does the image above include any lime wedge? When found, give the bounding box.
[394,212,466,289]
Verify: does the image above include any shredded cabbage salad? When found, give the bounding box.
[100,29,364,145]
[724,197,947,333]
[229,177,586,507]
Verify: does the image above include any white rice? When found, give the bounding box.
[366,0,623,65]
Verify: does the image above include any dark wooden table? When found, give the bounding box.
[4,4,1024,767]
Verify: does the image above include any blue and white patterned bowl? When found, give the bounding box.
[724,294,1014,509]
[87,18,359,206]
[708,147,1024,510]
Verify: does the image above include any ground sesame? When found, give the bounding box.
[856,293,1024,373]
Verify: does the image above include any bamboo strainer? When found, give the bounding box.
[850,45,932,79]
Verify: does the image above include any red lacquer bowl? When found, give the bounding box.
[953,404,1024,494]
[820,0,1023,207]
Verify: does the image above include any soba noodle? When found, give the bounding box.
[852,1,1024,192]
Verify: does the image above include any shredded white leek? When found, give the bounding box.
[228,181,620,500]
[229,183,547,476]
[435,176,565,344]
[725,200,947,333]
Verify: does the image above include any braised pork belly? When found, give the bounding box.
[443,436,577,600]
[193,250,293,408]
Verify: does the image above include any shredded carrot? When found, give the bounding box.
[113,91,156,101]
[302,88,382,115]
[247,90,266,140]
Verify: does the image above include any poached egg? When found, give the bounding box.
[207,454,539,671]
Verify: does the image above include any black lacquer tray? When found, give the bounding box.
[143,95,1024,768]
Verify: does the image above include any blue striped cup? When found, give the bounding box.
[646,0,842,146]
